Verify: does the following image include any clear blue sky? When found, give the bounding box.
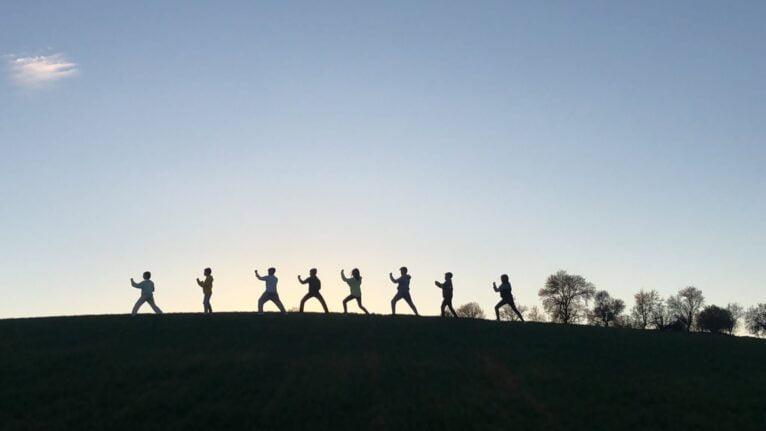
[1,1,764,318]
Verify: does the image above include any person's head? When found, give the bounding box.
[351,268,361,280]
[143,271,151,280]
[309,268,317,276]
[204,267,212,276]
[501,274,509,283]
[400,266,408,275]
[445,272,453,280]
[268,267,276,275]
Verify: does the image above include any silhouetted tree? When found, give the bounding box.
[745,304,766,337]
[650,302,682,331]
[697,305,735,334]
[499,304,527,322]
[725,303,744,334]
[456,302,486,319]
[526,305,546,322]
[631,289,662,329]
[539,270,595,324]
[667,286,704,332]
[589,290,625,327]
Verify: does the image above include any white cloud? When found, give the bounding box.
[7,53,78,88]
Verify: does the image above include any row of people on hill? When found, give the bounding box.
[130,266,525,321]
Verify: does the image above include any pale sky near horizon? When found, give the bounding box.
[1,1,764,319]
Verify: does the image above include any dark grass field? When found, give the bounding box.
[1,313,765,431]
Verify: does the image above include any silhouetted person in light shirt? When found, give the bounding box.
[298,268,329,313]
[341,268,369,314]
[255,267,286,314]
[493,274,524,321]
[196,267,214,314]
[390,266,419,316]
[131,271,163,315]
[435,272,457,317]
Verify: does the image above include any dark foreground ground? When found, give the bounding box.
[1,313,764,431]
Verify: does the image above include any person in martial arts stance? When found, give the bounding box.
[255,267,286,314]
[493,274,524,322]
[131,271,163,315]
[341,268,369,314]
[196,267,214,314]
[390,266,419,316]
[298,268,329,313]
[435,272,457,317]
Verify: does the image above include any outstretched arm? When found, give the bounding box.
[492,281,499,292]
[435,281,443,288]
[196,278,204,288]
[298,275,307,284]
[389,273,398,283]
[340,270,349,282]
[255,270,265,281]
[131,278,139,288]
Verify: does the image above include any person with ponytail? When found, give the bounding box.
[341,268,369,314]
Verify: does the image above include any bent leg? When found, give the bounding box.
[342,295,353,313]
[299,293,312,312]
[494,299,507,320]
[257,292,269,313]
[391,293,402,315]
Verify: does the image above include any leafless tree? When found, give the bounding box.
[650,302,669,330]
[745,304,766,337]
[590,290,625,327]
[725,303,744,334]
[650,302,681,331]
[631,289,662,329]
[456,302,486,319]
[499,305,527,322]
[539,270,596,324]
[526,306,546,322]
[667,286,704,332]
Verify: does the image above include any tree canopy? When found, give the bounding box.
[539,270,595,324]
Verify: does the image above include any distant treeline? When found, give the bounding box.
[477,269,766,337]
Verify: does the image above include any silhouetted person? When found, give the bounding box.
[390,266,419,316]
[196,267,214,314]
[493,274,524,321]
[298,268,329,313]
[341,268,369,314]
[435,272,457,317]
[255,267,286,314]
[131,271,163,315]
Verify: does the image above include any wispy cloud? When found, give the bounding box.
[7,53,78,88]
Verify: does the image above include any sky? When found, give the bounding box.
[1,1,764,320]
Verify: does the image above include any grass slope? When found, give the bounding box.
[1,313,764,431]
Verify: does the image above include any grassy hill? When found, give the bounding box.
[1,313,764,431]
